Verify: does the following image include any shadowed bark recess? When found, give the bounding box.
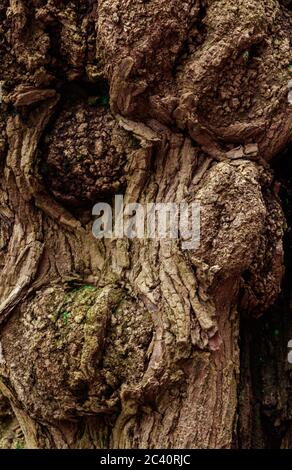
[0,0,291,449]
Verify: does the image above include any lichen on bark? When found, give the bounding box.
[0,0,291,449]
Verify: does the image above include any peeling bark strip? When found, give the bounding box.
[0,0,291,449]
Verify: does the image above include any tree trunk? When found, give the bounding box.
[0,0,291,449]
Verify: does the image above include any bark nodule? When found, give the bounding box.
[0,0,291,449]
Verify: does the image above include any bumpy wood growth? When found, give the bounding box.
[0,0,291,448]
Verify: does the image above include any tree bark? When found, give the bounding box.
[0,0,291,449]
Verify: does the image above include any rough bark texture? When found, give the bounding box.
[0,0,291,449]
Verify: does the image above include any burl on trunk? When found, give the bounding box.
[0,0,291,449]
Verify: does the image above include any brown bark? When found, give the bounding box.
[0,0,291,449]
